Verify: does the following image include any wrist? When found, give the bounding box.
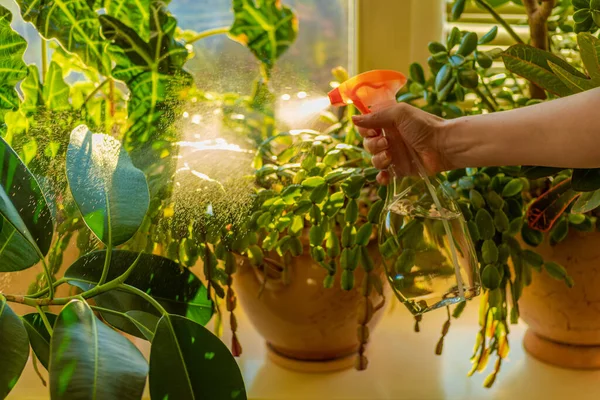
[439,116,488,171]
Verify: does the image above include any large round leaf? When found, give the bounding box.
[150,315,246,400]
[49,299,148,400]
[0,136,54,272]
[22,312,57,370]
[64,250,213,337]
[66,125,149,246]
[0,296,30,399]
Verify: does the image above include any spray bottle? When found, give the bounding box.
[329,70,481,315]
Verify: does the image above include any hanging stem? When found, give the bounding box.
[474,0,525,45]
[185,27,229,45]
[41,39,48,82]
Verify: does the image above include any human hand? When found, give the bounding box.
[352,103,452,185]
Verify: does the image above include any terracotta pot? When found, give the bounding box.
[234,241,387,372]
[520,230,600,369]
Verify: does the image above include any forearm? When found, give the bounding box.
[444,87,600,169]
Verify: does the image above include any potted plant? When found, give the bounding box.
[396,0,600,384]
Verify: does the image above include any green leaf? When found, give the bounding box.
[475,209,495,240]
[457,32,478,57]
[229,0,298,77]
[368,199,384,223]
[543,261,572,287]
[22,312,57,370]
[43,62,70,111]
[302,176,325,189]
[502,44,587,97]
[150,314,247,400]
[50,300,148,399]
[572,168,600,192]
[451,0,467,21]
[502,179,524,197]
[65,250,213,332]
[481,265,501,290]
[482,240,499,264]
[478,26,498,45]
[0,6,27,123]
[99,4,192,148]
[0,296,29,399]
[341,175,365,199]
[0,137,54,272]
[105,0,151,42]
[572,189,600,213]
[522,249,543,271]
[125,310,159,341]
[66,125,149,246]
[17,0,108,73]
[356,223,373,246]
[20,65,43,116]
[520,166,565,180]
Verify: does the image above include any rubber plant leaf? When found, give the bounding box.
[66,125,149,246]
[22,312,57,370]
[49,300,148,399]
[149,314,247,400]
[0,296,30,399]
[571,189,600,214]
[0,136,54,272]
[64,250,213,337]
[572,168,600,192]
[230,0,298,78]
[0,6,27,123]
[526,178,580,232]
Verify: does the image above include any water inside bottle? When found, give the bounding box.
[379,179,481,315]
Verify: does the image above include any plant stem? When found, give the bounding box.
[474,87,497,112]
[522,0,555,99]
[82,79,110,108]
[2,253,143,308]
[41,39,48,82]
[27,278,68,299]
[98,240,112,286]
[474,0,525,45]
[38,256,55,299]
[117,284,168,315]
[185,27,229,45]
[481,80,499,107]
[36,305,53,335]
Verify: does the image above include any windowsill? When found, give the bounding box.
[10,299,600,399]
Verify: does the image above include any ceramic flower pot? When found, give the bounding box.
[234,240,387,372]
[520,230,600,369]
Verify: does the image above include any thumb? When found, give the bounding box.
[351,103,407,130]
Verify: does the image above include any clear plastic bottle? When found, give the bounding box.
[329,70,481,315]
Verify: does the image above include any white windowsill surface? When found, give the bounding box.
[9,300,600,400]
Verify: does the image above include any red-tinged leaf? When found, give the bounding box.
[526,179,580,232]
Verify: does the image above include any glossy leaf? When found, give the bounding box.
[502,44,587,97]
[0,6,27,123]
[0,136,54,272]
[230,0,298,77]
[66,125,149,246]
[65,250,213,332]
[0,296,29,399]
[22,312,57,370]
[571,189,600,214]
[520,166,565,180]
[50,300,148,399]
[17,0,109,73]
[526,179,580,232]
[125,310,159,341]
[572,168,600,192]
[149,314,246,400]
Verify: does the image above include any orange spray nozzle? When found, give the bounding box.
[328,70,407,114]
